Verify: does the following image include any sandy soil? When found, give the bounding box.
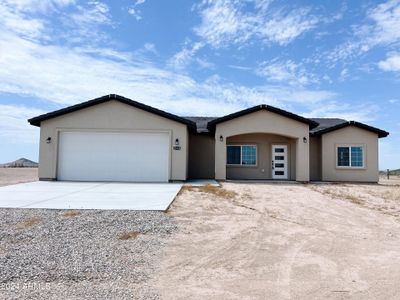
[0,168,38,186]
[379,175,400,186]
[156,182,400,299]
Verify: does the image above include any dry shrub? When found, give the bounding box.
[177,185,194,196]
[317,188,364,205]
[178,184,237,199]
[197,184,237,199]
[344,194,364,205]
[62,210,81,217]
[118,231,141,240]
[17,217,41,229]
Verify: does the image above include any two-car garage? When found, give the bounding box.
[29,95,192,183]
[57,131,170,182]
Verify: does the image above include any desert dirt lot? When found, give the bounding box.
[0,168,38,186]
[1,169,400,299]
[156,182,400,299]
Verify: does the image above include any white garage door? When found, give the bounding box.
[57,131,170,182]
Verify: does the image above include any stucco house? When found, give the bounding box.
[28,94,389,183]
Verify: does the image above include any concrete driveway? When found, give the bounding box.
[0,181,182,210]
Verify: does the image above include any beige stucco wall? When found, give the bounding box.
[309,136,322,181]
[188,133,215,179]
[38,100,189,181]
[226,133,296,180]
[215,110,310,181]
[321,126,379,182]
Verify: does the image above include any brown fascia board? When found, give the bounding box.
[28,94,197,130]
[207,104,319,131]
[310,121,389,138]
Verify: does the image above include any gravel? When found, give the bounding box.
[0,208,177,299]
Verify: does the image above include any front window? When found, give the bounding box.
[337,146,364,168]
[227,145,257,166]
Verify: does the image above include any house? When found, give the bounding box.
[28,94,389,183]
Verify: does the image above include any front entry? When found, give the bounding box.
[272,145,288,179]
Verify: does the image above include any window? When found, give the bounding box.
[337,146,364,168]
[227,145,257,166]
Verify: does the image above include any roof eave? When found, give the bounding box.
[207,104,318,131]
[311,121,389,138]
[27,94,197,130]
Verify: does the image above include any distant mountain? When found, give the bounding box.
[380,169,400,175]
[0,158,38,168]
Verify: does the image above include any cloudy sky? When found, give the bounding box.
[0,0,399,169]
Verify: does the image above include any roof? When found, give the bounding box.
[310,120,389,138]
[28,94,197,129]
[28,95,389,138]
[206,104,319,131]
[187,116,389,138]
[309,118,347,134]
[184,117,217,133]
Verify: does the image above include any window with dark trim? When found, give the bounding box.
[337,146,364,168]
[227,145,257,166]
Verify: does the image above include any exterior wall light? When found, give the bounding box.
[219,135,223,142]
[175,138,180,146]
[303,137,307,143]
[46,137,52,144]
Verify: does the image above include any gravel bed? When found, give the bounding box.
[0,209,177,299]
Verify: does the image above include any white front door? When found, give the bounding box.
[272,145,288,179]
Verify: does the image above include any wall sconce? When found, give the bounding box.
[303,137,307,143]
[219,135,223,142]
[46,137,52,144]
[175,138,180,146]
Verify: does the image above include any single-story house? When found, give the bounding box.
[28,94,389,183]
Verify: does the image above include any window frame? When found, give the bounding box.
[226,144,257,167]
[335,144,366,169]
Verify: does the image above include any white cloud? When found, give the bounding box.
[1,0,75,13]
[365,0,400,46]
[70,1,112,27]
[304,102,379,122]
[143,43,157,54]
[256,60,317,86]
[194,0,319,48]
[378,53,400,71]
[0,0,378,143]
[339,68,349,81]
[0,104,44,143]
[128,7,142,21]
[0,5,46,40]
[228,65,252,71]
[0,27,338,117]
[167,42,204,70]
[128,0,147,21]
[327,0,400,64]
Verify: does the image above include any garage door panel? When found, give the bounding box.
[57,132,169,182]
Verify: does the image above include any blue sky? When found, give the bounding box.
[0,0,399,169]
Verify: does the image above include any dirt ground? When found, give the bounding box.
[156,182,400,299]
[0,168,38,186]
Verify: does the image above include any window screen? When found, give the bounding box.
[227,146,241,165]
[337,147,350,166]
[337,146,364,167]
[241,146,256,165]
[227,145,257,166]
[351,146,363,167]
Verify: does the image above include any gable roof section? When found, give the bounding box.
[184,116,217,133]
[207,104,319,131]
[28,94,196,129]
[310,120,389,138]
[309,118,347,134]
